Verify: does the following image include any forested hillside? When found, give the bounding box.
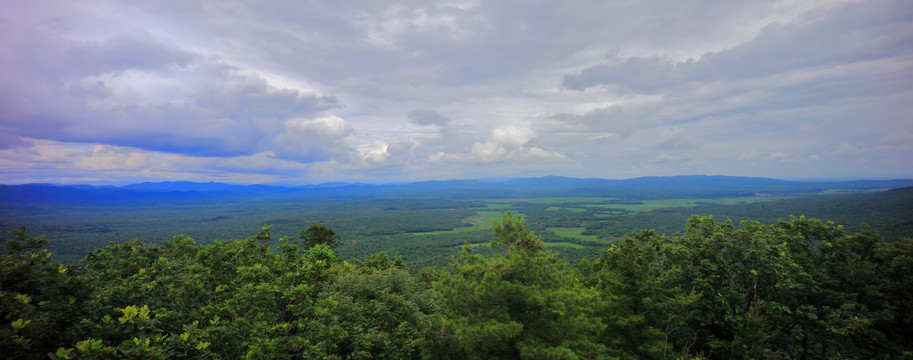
[3,177,913,266]
[3,213,911,359]
[579,186,913,244]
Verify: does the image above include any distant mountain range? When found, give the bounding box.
[3,175,913,206]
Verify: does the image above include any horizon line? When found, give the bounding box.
[4,174,913,188]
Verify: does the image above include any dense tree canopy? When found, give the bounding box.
[299,223,342,250]
[2,216,911,359]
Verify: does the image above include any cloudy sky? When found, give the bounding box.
[1,0,911,184]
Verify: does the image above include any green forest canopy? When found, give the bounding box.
[2,213,912,359]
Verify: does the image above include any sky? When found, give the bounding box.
[1,0,911,185]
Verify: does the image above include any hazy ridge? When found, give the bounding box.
[4,175,913,206]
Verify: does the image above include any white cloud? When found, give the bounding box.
[767,152,790,160]
[827,143,868,155]
[491,125,536,147]
[470,141,509,163]
[0,138,313,184]
[428,124,564,165]
[271,116,354,162]
[355,4,478,49]
[428,151,459,163]
[651,153,694,164]
[284,116,353,138]
[521,146,565,160]
[355,141,391,164]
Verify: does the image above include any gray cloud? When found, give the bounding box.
[1,0,911,183]
[562,57,683,93]
[563,1,913,92]
[407,109,451,126]
[0,16,340,159]
[654,128,697,150]
[651,153,694,164]
[272,116,354,162]
[549,105,644,139]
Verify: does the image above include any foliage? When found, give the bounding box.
[577,230,698,359]
[2,214,912,359]
[490,211,543,257]
[299,223,342,250]
[317,252,435,359]
[576,215,913,359]
[426,228,605,358]
[1,226,88,359]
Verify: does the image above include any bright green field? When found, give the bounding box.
[545,207,587,212]
[482,197,620,205]
[582,196,793,212]
[481,203,515,209]
[548,227,602,242]
[483,196,792,210]
[542,242,585,249]
[412,211,520,235]
[817,188,889,195]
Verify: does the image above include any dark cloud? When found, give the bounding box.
[407,109,451,126]
[0,133,27,150]
[549,105,643,138]
[563,1,913,92]
[654,128,697,150]
[0,17,339,158]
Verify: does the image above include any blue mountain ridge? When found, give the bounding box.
[2,175,912,206]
